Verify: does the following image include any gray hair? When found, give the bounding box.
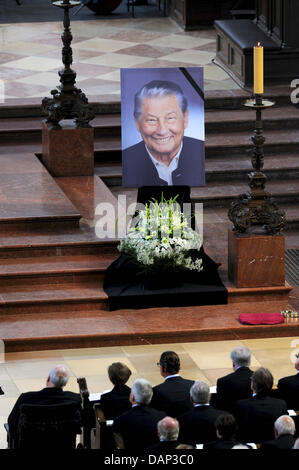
[134,80,188,120]
[275,415,295,436]
[131,378,153,405]
[190,381,210,404]
[230,346,251,367]
[251,367,273,395]
[157,417,179,441]
[48,365,70,388]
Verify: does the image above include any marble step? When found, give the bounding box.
[0,232,118,258]
[1,125,298,162]
[0,169,119,256]
[0,253,117,286]
[0,114,121,142]
[92,128,299,161]
[94,153,299,186]
[1,299,298,352]
[110,179,299,209]
[1,105,299,141]
[203,129,299,156]
[0,153,81,231]
[205,104,299,132]
[0,282,108,316]
[191,179,299,207]
[0,141,41,155]
[0,86,292,118]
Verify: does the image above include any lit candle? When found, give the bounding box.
[254,42,264,94]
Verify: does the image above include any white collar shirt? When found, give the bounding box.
[165,374,180,381]
[146,143,183,185]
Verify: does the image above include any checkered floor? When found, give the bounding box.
[0,17,238,101]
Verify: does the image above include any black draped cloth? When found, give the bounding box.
[104,247,227,311]
[104,186,227,310]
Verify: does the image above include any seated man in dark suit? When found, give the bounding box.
[260,415,296,450]
[146,416,180,452]
[7,364,82,443]
[204,413,242,450]
[277,354,299,410]
[150,351,194,417]
[100,362,132,420]
[112,378,166,451]
[216,346,253,412]
[178,380,227,446]
[235,367,288,443]
[122,80,205,188]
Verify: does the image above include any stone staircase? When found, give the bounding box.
[0,152,118,319]
[0,87,298,351]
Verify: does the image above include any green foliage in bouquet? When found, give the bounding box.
[118,196,203,273]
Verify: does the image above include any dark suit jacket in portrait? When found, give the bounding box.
[100,384,131,420]
[234,394,288,443]
[7,387,82,440]
[216,367,253,412]
[178,405,226,446]
[150,376,194,418]
[112,405,166,451]
[122,137,205,187]
[260,433,296,450]
[277,373,299,410]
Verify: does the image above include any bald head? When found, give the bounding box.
[158,417,179,441]
[47,365,70,388]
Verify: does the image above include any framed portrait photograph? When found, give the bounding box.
[121,67,205,188]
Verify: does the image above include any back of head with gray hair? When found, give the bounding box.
[131,378,153,405]
[190,380,210,404]
[230,346,251,367]
[48,365,70,388]
[275,415,295,436]
[158,417,179,441]
[134,80,188,120]
[251,367,273,395]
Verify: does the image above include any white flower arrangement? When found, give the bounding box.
[118,196,203,274]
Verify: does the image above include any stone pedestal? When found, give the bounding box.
[228,228,285,288]
[42,120,94,177]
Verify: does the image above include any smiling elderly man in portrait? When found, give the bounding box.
[122,80,205,187]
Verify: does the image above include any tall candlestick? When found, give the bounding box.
[254,42,264,95]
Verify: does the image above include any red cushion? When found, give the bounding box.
[239,313,285,325]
